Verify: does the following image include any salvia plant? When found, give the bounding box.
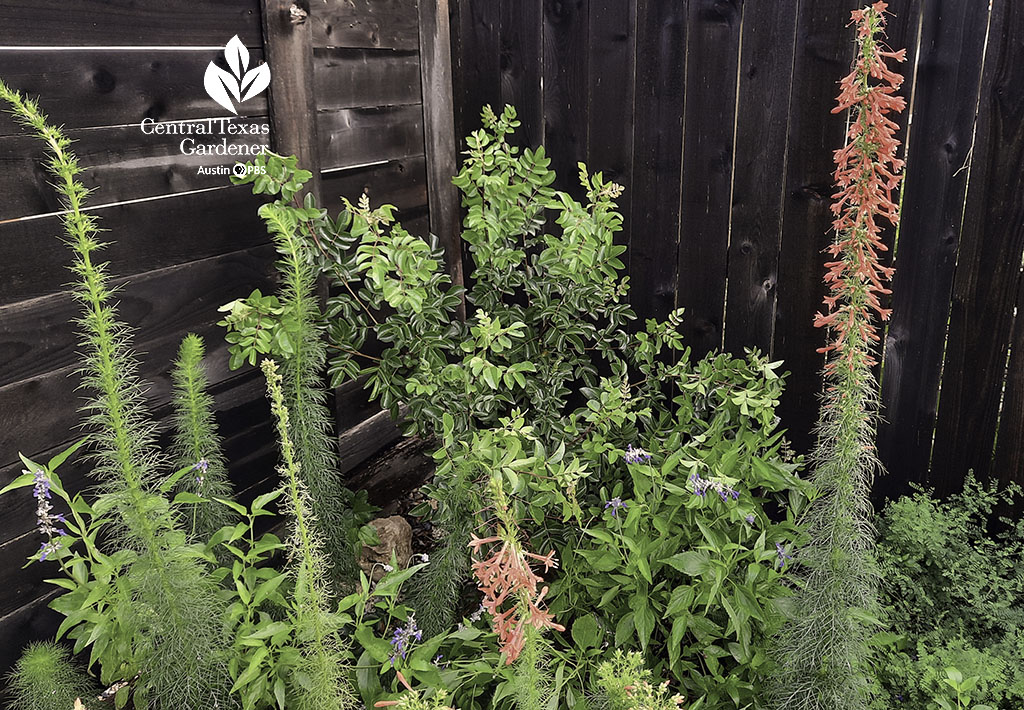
[223,104,811,709]
[770,4,907,710]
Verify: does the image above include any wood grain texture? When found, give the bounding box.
[628,0,687,324]
[994,274,1024,483]
[322,154,429,212]
[675,0,742,359]
[0,246,275,388]
[876,0,991,488]
[312,0,421,51]
[263,0,322,200]
[0,1,263,46]
[542,0,589,196]
[587,0,636,253]
[317,104,425,171]
[724,1,798,355]
[314,47,422,110]
[772,0,861,456]
[932,0,1024,490]
[0,185,268,304]
[449,0,500,147]
[419,0,465,313]
[499,0,544,149]
[0,50,268,137]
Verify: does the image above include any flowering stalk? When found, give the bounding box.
[771,5,906,710]
[262,358,356,710]
[30,466,67,561]
[467,473,560,710]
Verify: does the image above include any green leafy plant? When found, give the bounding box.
[868,476,1024,710]
[222,105,813,710]
[553,351,808,709]
[0,79,236,709]
[770,5,907,710]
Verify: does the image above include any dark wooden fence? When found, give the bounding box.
[450,0,1024,497]
[0,0,454,674]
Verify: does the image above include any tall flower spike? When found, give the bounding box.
[816,0,906,374]
[771,5,906,710]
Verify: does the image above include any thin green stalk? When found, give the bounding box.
[169,333,233,540]
[0,79,235,708]
[262,358,356,710]
[261,203,356,589]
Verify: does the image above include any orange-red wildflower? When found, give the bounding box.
[468,533,565,664]
[815,1,906,374]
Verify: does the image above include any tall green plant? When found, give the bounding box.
[0,80,235,709]
[219,162,357,588]
[261,358,356,710]
[169,332,233,540]
[770,4,907,710]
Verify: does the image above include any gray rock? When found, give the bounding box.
[358,515,413,581]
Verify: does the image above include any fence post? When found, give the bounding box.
[260,0,321,202]
[419,0,465,315]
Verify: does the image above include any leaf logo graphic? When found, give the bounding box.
[204,35,271,115]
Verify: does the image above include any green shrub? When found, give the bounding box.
[869,476,1024,709]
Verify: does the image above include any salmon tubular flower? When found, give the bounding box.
[816,0,906,376]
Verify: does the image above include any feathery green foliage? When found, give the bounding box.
[261,358,356,710]
[770,6,907,710]
[264,203,355,588]
[5,642,97,710]
[219,172,358,589]
[169,333,233,540]
[0,79,235,709]
[509,627,553,710]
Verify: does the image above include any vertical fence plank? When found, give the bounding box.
[419,0,465,313]
[449,0,500,144]
[676,0,742,359]
[724,1,797,355]
[263,0,321,200]
[628,0,687,324]
[543,0,589,194]
[587,0,637,249]
[876,0,991,490]
[933,0,1024,490]
[870,0,922,329]
[773,0,861,455]
[994,276,1024,484]
[500,0,544,149]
